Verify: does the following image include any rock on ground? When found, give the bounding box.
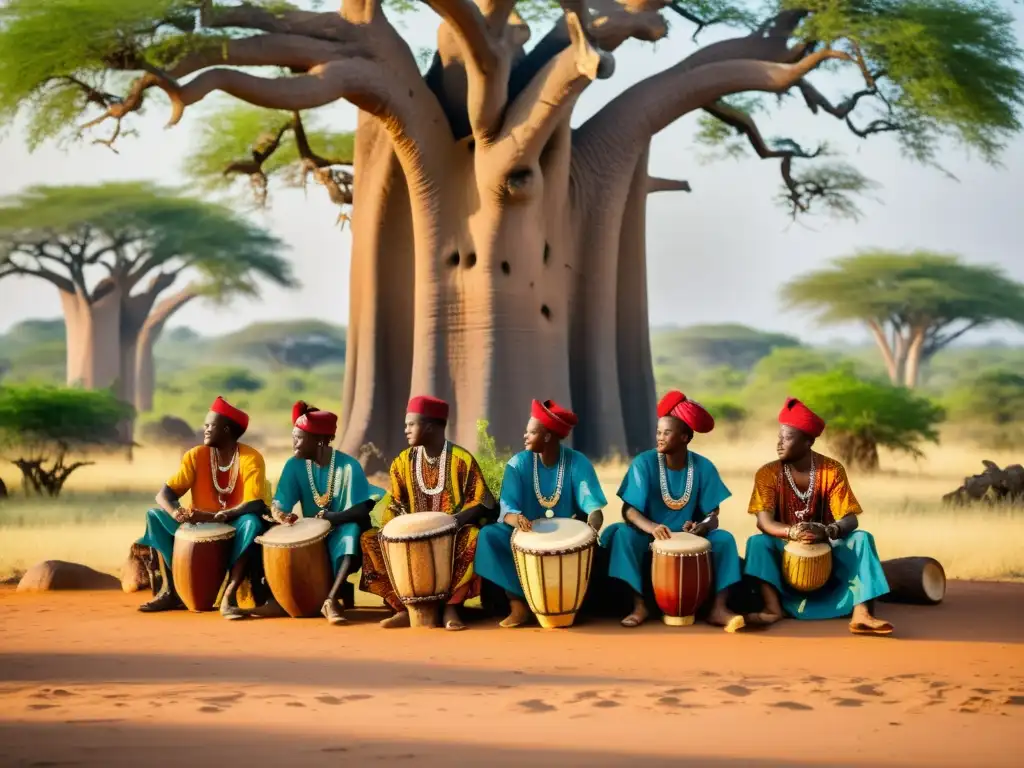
[17,561,120,592]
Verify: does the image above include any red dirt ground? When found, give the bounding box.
[0,581,1022,767]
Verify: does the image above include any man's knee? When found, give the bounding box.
[844,529,874,551]
[707,528,739,555]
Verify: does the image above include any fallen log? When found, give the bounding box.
[880,557,946,606]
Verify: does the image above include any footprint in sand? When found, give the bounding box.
[28,704,57,711]
[1006,696,1024,707]
[286,702,306,708]
[851,684,884,697]
[198,706,222,714]
[316,695,344,705]
[720,685,752,697]
[569,691,599,703]
[832,698,863,708]
[344,694,373,701]
[664,688,695,695]
[199,693,244,706]
[518,699,556,713]
[592,700,620,709]
[770,701,813,711]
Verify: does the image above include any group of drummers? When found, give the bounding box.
[136,391,895,636]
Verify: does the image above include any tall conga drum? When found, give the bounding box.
[172,522,235,612]
[511,518,596,629]
[650,532,712,626]
[379,512,457,628]
[782,541,832,592]
[257,518,334,618]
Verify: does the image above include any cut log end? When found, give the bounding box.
[880,556,946,606]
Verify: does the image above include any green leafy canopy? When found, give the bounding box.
[0,384,134,451]
[790,368,945,457]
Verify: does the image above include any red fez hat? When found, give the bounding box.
[211,396,249,432]
[407,395,449,421]
[292,400,338,437]
[779,397,826,438]
[531,399,578,439]
[656,390,714,434]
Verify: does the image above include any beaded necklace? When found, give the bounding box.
[533,448,566,518]
[784,454,816,523]
[658,451,694,511]
[415,441,449,512]
[209,447,239,509]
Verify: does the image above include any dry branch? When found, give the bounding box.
[647,176,691,193]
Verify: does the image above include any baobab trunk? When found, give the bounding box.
[59,289,121,390]
[134,290,197,414]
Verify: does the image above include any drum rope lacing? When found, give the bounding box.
[414,441,449,511]
[533,448,566,517]
[657,452,694,511]
[783,454,816,523]
[209,447,240,509]
[306,450,338,517]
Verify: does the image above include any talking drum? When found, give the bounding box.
[782,541,833,592]
[511,518,596,629]
[172,522,235,612]
[379,512,458,628]
[257,518,334,618]
[650,532,713,626]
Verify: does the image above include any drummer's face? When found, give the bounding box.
[405,414,427,446]
[203,412,230,448]
[292,427,317,460]
[777,426,811,462]
[524,418,548,452]
[655,417,690,454]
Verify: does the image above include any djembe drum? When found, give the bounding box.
[257,518,334,618]
[650,532,713,626]
[782,541,833,592]
[379,512,457,628]
[172,522,235,612]
[511,518,596,629]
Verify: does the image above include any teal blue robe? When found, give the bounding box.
[600,449,741,596]
[272,450,385,576]
[474,447,607,599]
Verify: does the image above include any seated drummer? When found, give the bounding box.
[475,399,607,628]
[359,395,494,631]
[259,402,385,625]
[743,398,893,636]
[600,391,745,631]
[137,396,271,620]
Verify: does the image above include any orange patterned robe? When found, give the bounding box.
[747,452,863,526]
[359,443,492,611]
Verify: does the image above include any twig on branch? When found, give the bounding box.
[647,177,691,193]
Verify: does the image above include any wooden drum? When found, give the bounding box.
[782,541,833,592]
[172,522,235,612]
[511,518,596,629]
[651,532,712,626]
[257,518,334,618]
[379,512,457,628]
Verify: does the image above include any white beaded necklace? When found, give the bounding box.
[415,441,449,511]
[658,451,694,511]
[209,447,239,509]
[533,449,566,518]
[784,454,816,522]
[306,449,338,516]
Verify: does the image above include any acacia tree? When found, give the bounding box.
[781,251,1024,388]
[0,183,296,411]
[1,1,1022,465]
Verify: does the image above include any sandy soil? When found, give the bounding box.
[1,582,1022,767]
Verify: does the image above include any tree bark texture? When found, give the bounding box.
[73,3,855,466]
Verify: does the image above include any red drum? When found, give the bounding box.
[650,532,713,626]
[172,522,235,612]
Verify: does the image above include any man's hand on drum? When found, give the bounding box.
[796,522,827,544]
[173,507,190,523]
[651,524,672,541]
[684,520,710,537]
[508,513,532,532]
[272,508,298,525]
[587,509,604,532]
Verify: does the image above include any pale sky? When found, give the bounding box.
[2,6,1023,345]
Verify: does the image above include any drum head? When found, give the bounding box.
[784,541,832,557]
[381,511,456,540]
[258,517,331,547]
[651,531,710,555]
[175,522,235,542]
[512,517,595,554]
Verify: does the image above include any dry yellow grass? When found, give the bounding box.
[1,429,1021,582]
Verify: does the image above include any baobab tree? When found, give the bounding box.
[0,183,295,412]
[1,1,1021,466]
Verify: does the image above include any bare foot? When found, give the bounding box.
[499,599,531,629]
[379,611,410,629]
[249,596,287,619]
[444,605,466,631]
[706,606,743,628]
[621,603,649,628]
[744,611,782,627]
